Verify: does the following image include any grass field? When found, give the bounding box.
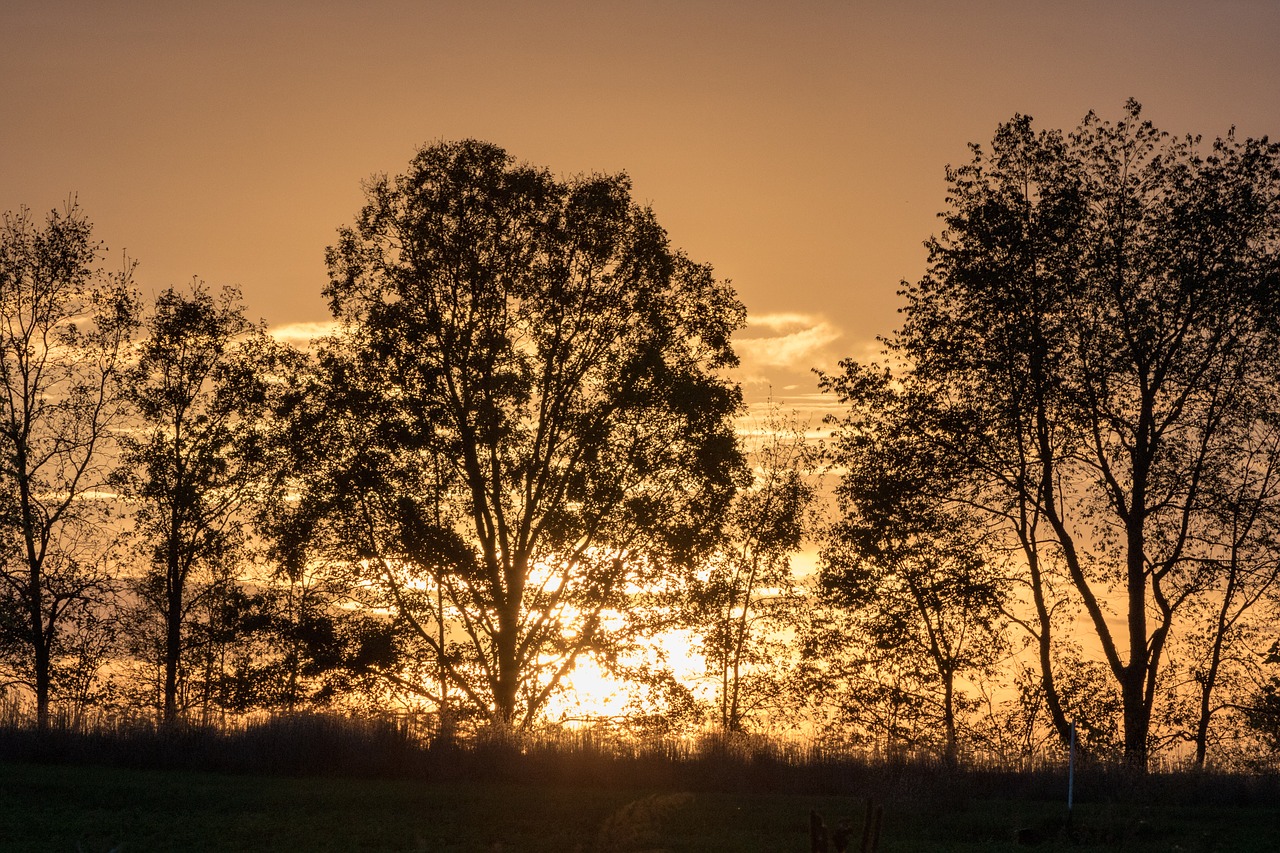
[3,758,1280,852]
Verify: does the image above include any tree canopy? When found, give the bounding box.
[279,140,746,728]
[116,283,293,724]
[822,101,1280,768]
[0,202,139,729]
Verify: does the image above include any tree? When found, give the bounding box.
[115,283,293,724]
[280,140,745,728]
[825,102,1280,768]
[1175,404,1280,766]
[683,407,818,734]
[0,201,139,730]
[817,364,1008,762]
[1241,640,1280,762]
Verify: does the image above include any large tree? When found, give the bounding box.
[115,284,293,724]
[0,202,139,730]
[825,102,1280,768]
[280,140,745,728]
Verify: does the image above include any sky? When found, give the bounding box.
[4,0,1280,414]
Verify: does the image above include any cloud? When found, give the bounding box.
[734,312,843,370]
[730,314,892,411]
[268,320,338,348]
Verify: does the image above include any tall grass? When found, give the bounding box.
[2,708,1278,810]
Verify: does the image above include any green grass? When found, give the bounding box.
[1,760,1279,852]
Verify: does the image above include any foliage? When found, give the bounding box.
[114,283,294,723]
[678,406,820,734]
[822,101,1280,768]
[1240,640,1280,757]
[176,580,396,718]
[816,362,1009,762]
[10,116,1280,760]
[1173,398,1280,766]
[275,140,746,729]
[0,201,139,730]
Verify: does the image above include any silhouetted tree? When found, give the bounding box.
[1175,410,1280,766]
[173,580,394,719]
[277,140,745,728]
[818,364,1008,763]
[1242,640,1280,760]
[683,407,818,734]
[115,284,294,724]
[825,102,1280,768]
[0,201,139,730]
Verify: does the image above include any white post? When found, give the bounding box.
[1067,720,1076,824]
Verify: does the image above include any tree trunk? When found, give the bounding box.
[942,668,958,765]
[494,604,522,726]
[28,537,51,732]
[1196,549,1243,768]
[1121,665,1149,768]
[1024,540,1073,750]
[727,558,758,734]
[1124,446,1152,770]
[1194,671,1215,768]
[1194,621,1230,768]
[164,579,183,725]
[33,630,51,733]
[20,461,52,733]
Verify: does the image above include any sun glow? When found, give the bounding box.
[545,629,710,724]
[544,658,630,721]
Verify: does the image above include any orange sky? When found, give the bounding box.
[5,0,1280,409]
